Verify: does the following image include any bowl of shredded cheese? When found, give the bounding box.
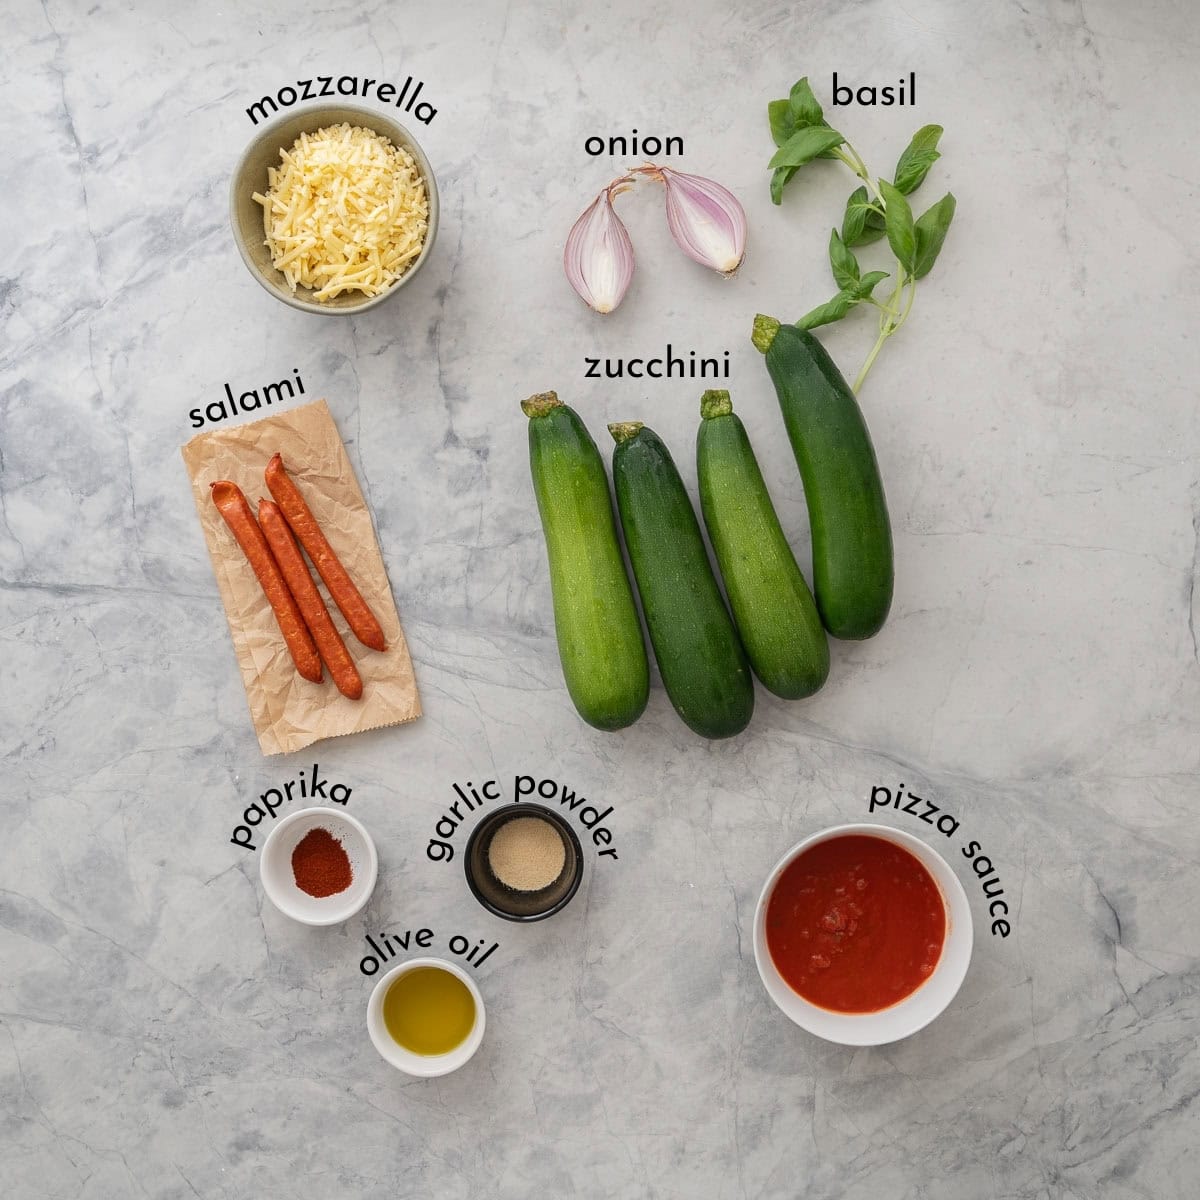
[230,104,438,313]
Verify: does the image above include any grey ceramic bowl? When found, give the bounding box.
[229,103,439,315]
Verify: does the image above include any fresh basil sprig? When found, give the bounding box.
[765,78,957,391]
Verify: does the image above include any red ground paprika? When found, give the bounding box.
[291,827,353,897]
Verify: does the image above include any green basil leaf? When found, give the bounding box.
[893,124,943,195]
[768,125,845,169]
[857,270,889,296]
[844,188,890,245]
[894,148,940,195]
[847,211,887,247]
[841,186,871,243]
[912,192,956,278]
[768,98,796,148]
[796,289,859,330]
[850,225,887,247]
[770,165,797,205]
[782,79,841,158]
[828,228,860,290]
[788,77,824,127]
[879,180,917,274]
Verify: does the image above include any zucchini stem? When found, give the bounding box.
[608,421,645,444]
[521,391,563,419]
[700,390,733,419]
[751,314,781,354]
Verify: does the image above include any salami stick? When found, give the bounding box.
[210,481,322,683]
[264,453,387,652]
[258,499,364,700]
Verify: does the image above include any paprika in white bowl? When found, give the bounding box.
[259,807,378,926]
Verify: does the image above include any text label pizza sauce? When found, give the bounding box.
[765,834,946,1013]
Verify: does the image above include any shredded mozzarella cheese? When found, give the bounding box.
[252,123,429,301]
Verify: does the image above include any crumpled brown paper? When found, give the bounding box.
[182,398,421,755]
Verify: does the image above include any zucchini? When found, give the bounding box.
[523,392,649,730]
[696,390,829,699]
[609,420,753,739]
[752,317,893,639]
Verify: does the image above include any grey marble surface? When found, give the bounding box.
[3,0,1198,1196]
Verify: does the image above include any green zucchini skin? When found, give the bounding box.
[524,393,649,731]
[610,422,754,739]
[696,391,830,699]
[760,323,893,639]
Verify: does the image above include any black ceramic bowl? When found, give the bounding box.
[464,803,583,922]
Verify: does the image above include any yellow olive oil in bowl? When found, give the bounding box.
[383,966,475,1055]
[367,957,486,1076]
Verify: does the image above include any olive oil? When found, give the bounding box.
[383,967,475,1055]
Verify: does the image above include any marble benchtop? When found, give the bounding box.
[2,0,1198,1196]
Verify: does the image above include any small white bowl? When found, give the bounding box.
[259,807,378,926]
[367,957,486,1077]
[753,823,972,1046]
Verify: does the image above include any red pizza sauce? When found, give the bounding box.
[765,834,946,1013]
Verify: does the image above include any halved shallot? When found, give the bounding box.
[563,175,635,314]
[633,164,747,276]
